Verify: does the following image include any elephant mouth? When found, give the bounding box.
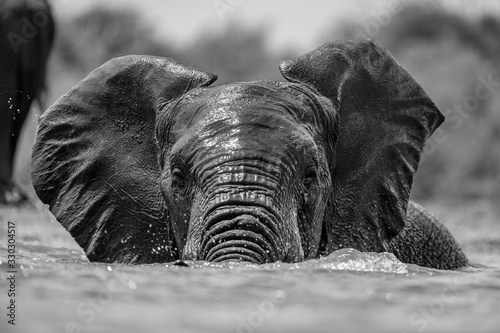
[200,208,280,263]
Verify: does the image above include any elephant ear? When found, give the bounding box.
[280,40,443,252]
[32,55,216,263]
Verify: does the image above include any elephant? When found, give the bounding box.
[31,39,469,269]
[0,0,55,204]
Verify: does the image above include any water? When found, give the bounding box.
[1,202,499,333]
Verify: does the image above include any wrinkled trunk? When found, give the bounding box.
[201,209,280,263]
[181,166,303,263]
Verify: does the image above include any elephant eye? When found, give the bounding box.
[303,169,317,193]
[171,168,187,191]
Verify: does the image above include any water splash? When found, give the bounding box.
[302,248,409,274]
[166,248,409,274]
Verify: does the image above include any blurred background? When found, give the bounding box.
[14,0,500,204]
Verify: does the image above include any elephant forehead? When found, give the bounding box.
[171,81,320,138]
[166,82,321,164]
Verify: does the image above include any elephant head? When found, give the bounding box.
[32,40,443,264]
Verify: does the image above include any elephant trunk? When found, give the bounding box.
[200,208,281,263]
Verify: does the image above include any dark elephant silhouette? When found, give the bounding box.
[0,0,54,204]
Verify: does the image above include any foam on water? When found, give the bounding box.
[168,248,410,274]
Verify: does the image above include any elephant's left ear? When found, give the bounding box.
[280,40,443,252]
[32,55,216,263]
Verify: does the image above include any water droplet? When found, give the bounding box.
[127,280,136,289]
[107,266,112,271]
[273,289,287,300]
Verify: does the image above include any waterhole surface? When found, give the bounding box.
[1,202,499,333]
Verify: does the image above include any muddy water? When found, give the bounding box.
[1,202,499,333]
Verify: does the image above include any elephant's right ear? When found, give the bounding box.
[32,55,216,263]
[280,40,443,252]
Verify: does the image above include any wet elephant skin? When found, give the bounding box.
[0,0,54,204]
[31,40,469,269]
